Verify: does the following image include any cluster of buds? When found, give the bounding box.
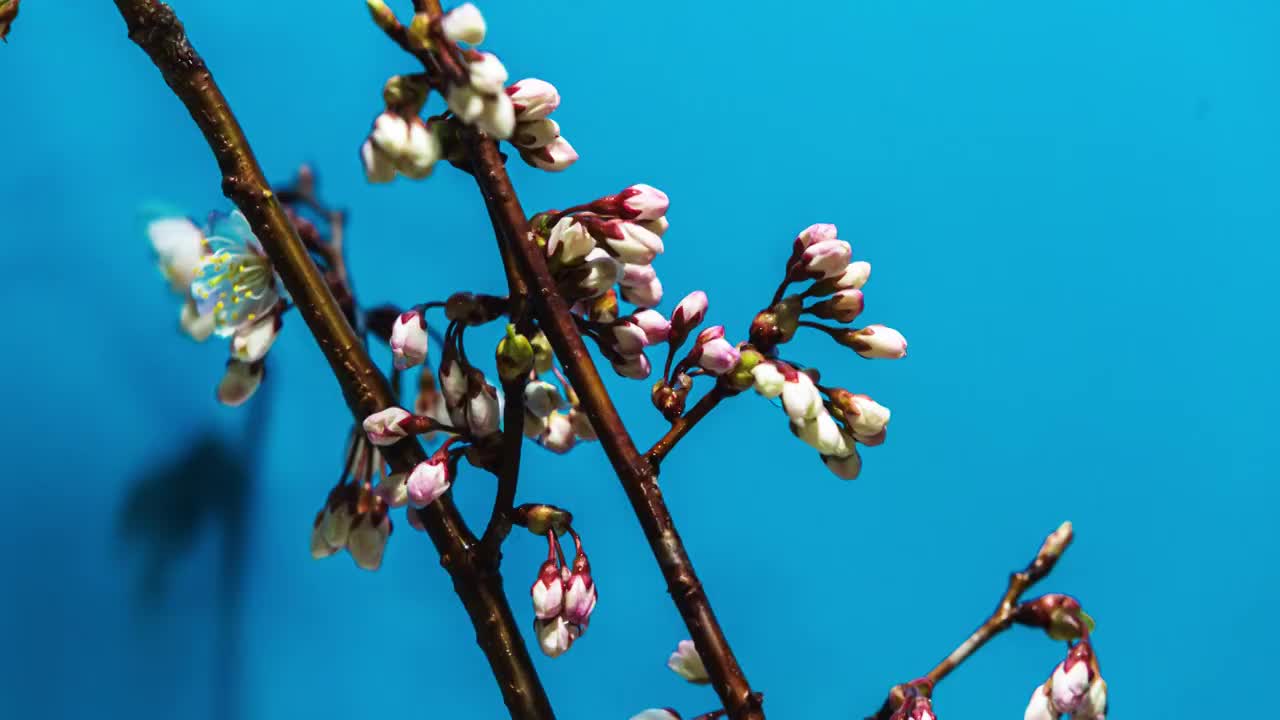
[520,347,597,454]
[529,527,597,657]
[507,78,578,171]
[361,82,444,183]
[1024,641,1107,720]
[362,5,577,181]
[750,223,905,360]
[148,209,284,406]
[748,360,888,479]
[532,182,669,310]
[310,434,397,571]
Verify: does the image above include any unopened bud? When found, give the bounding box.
[441,2,486,45]
[669,290,708,349]
[365,0,399,33]
[531,559,565,620]
[216,359,263,407]
[514,503,574,536]
[836,324,908,359]
[390,309,429,370]
[496,324,535,382]
[726,347,764,392]
[562,552,597,626]
[807,288,865,323]
[667,639,709,684]
[531,331,554,374]
[383,74,430,115]
[1037,521,1074,563]
[506,78,561,122]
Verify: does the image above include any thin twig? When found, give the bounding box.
[645,384,732,466]
[460,130,765,720]
[867,522,1075,720]
[110,3,554,718]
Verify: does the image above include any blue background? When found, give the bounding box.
[2,1,1277,718]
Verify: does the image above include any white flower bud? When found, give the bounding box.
[347,512,392,571]
[524,380,567,418]
[512,118,560,149]
[468,52,509,95]
[847,324,908,359]
[535,616,579,658]
[794,411,853,457]
[440,2,485,44]
[1024,683,1056,720]
[363,406,413,446]
[506,78,561,121]
[751,362,786,398]
[781,371,822,421]
[538,411,577,453]
[361,139,397,183]
[547,217,594,265]
[476,92,516,140]
[520,136,578,172]
[667,639,709,684]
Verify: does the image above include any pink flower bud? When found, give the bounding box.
[638,216,669,237]
[695,325,725,344]
[441,2,486,45]
[610,320,650,355]
[363,406,413,446]
[530,559,565,620]
[1050,647,1093,714]
[612,352,652,380]
[216,359,263,407]
[808,288,865,324]
[520,136,578,172]
[823,449,863,480]
[406,455,451,508]
[795,222,838,250]
[512,118,560,149]
[534,616,579,658]
[891,697,936,720]
[848,324,908,359]
[667,639,709,684]
[631,309,671,344]
[562,554,597,626]
[587,218,665,265]
[619,262,657,288]
[537,411,577,454]
[390,309,429,370]
[620,276,663,308]
[506,78,561,121]
[796,239,853,280]
[670,290,708,341]
[617,184,669,221]
[692,332,740,376]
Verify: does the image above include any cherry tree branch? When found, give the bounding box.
[645,384,732,466]
[461,132,765,720]
[867,522,1075,720]
[109,3,554,717]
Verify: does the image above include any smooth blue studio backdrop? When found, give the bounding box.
[2,1,1277,718]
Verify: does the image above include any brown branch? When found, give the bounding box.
[461,133,764,720]
[110,3,554,718]
[867,522,1075,720]
[478,198,534,555]
[645,384,732,466]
